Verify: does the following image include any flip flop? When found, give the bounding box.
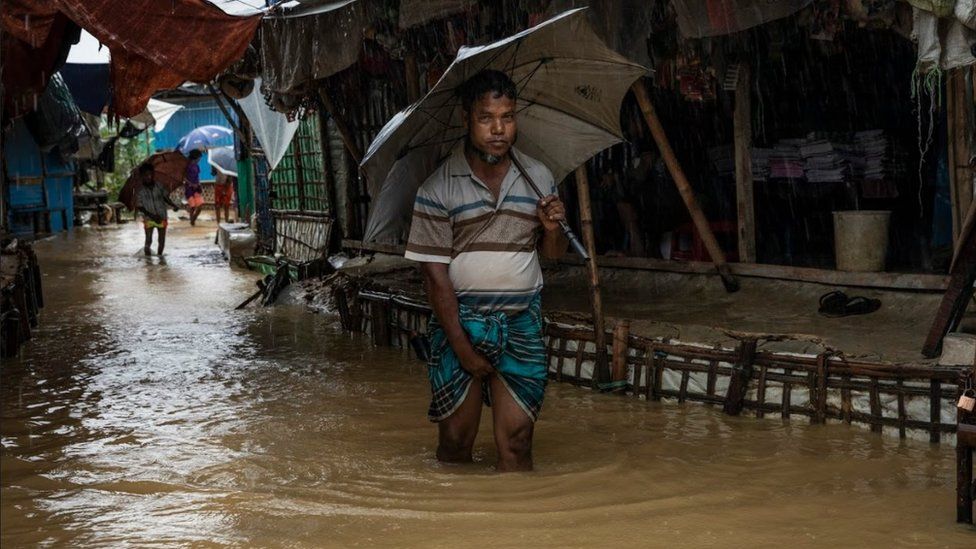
[843,295,881,316]
[819,291,881,317]
[818,291,849,317]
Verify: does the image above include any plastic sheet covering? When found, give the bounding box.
[24,74,87,158]
[398,0,476,29]
[671,0,812,38]
[237,78,301,171]
[258,1,365,103]
[361,9,647,245]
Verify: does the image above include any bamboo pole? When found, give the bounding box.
[631,80,740,292]
[575,166,610,387]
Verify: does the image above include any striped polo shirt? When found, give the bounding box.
[405,146,556,313]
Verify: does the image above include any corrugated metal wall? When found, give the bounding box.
[3,120,75,236]
[152,97,236,182]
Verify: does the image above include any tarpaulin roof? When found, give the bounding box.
[2,0,261,120]
[258,0,366,102]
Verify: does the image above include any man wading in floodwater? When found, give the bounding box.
[405,70,568,472]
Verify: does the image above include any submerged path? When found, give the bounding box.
[1,221,972,547]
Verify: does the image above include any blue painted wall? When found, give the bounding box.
[152,97,236,182]
[4,119,75,236]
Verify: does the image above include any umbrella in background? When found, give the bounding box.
[177,125,233,154]
[118,151,189,210]
[360,8,647,251]
[208,146,238,176]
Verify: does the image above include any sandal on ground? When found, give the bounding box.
[818,291,881,317]
[818,291,849,317]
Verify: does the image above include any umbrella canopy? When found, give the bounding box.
[360,8,647,244]
[119,151,189,210]
[208,146,238,176]
[177,125,233,154]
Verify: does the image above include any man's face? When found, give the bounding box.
[464,92,517,163]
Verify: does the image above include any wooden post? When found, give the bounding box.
[723,339,757,415]
[733,63,756,263]
[958,423,975,523]
[575,166,610,387]
[370,298,391,347]
[404,52,421,103]
[960,364,976,523]
[611,319,630,387]
[631,79,739,292]
[318,89,363,164]
[947,67,973,243]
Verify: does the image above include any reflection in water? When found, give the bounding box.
[2,222,973,546]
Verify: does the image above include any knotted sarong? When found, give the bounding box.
[426,296,548,422]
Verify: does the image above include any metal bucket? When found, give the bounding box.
[833,210,891,272]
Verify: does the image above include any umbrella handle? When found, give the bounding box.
[559,219,590,260]
[510,154,591,261]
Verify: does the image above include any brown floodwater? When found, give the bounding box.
[2,221,973,547]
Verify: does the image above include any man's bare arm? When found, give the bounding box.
[420,262,493,378]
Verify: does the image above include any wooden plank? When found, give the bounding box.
[552,255,949,292]
[930,380,942,443]
[611,320,630,383]
[755,365,768,418]
[677,370,689,402]
[652,353,664,401]
[723,339,757,415]
[815,354,828,424]
[574,339,584,387]
[344,238,949,292]
[556,338,568,382]
[893,379,905,438]
[782,368,792,419]
[706,360,718,397]
[734,62,756,263]
[958,424,975,523]
[870,378,883,434]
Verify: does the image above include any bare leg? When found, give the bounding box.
[489,375,535,472]
[157,228,166,256]
[215,204,221,224]
[436,379,483,463]
[223,205,230,222]
[143,226,153,255]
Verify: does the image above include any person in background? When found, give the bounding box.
[184,149,205,226]
[213,168,235,224]
[136,163,181,256]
